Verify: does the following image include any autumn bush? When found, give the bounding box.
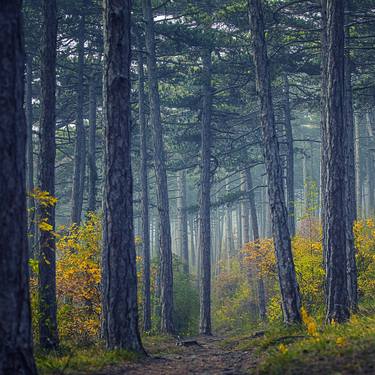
[29,191,199,343]
[213,217,375,329]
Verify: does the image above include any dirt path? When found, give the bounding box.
[99,336,255,375]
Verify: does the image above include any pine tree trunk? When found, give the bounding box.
[320,0,329,266]
[189,215,196,271]
[248,0,301,324]
[324,0,350,323]
[142,0,174,334]
[102,0,145,352]
[366,113,375,215]
[354,114,362,218]
[87,71,97,212]
[245,168,266,320]
[236,201,242,250]
[71,13,86,224]
[283,74,295,236]
[177,170,189,273]
[137,39,151,332]
[38,0,59,350]
[344,37,358,311]
[26,55,36,256]
[0,3,38,373]
[199,49,213,335]
[226,179,234,257]
[241,171,250,244]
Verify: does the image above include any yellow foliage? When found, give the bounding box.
[29,187,58,207]
[335,336,347,347]
[301,307,318,337]
[38,218,54,233]
[278,343,288,354]
[56,213,102,343]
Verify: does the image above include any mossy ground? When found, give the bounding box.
[222,304,375,374]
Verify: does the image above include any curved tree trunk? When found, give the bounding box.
[102,0,145,353]
[199,49,213,335]
[0,2,38,373]
[142,0,174,334]
[248,0,301,324]
[38,0,59,350]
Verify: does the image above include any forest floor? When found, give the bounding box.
[37,311,375,374]
[94,335,255,375]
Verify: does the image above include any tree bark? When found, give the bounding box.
[320,0,329,266]
[248,0,301,324]
[137,38,151,332]
[38,0,59,350]
[87,71,97,212]
[283,74,295,236]
[177,170,189,274]
[102,0,145,352]
[366,113,375,215]
[354,114,362,218]
[189,215,196,271]
[344,29,358,311]
[245,168,266,320]
[0,2,38,373]
[225,179,235,258]
[324,0,350,323]
[71,13,86,224]
[142,0,174,334]
[241,171,250,244]
[26,55,36,257]
[199,49,213,335]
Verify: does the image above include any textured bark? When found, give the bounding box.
[102,0,144,352]
[189,215,196,271]
[142,0,174,334]
[0,3,38,373]
[26,55,36,256]
[177,170,189,274]
[71,13,86,225]
[236,202,242,250]
[137,40,151,332]
[225,179,235,257]
[248,0,301,324]
[199,49,213,335]
[87,72,98,212]
[344,37,358,312]
[354,114,362,218]
[366,113,375,215]
[38,0,59,350]
[241,171,250,245]
[283,74,295,237]
[320,0,328,265]
[324,0,350,323]
[245,168,266,320]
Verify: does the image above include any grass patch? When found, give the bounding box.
[223,311,375,374]
[36,344,141,374]
[35,334,181,374]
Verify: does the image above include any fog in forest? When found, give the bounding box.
[1,1,375,374]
